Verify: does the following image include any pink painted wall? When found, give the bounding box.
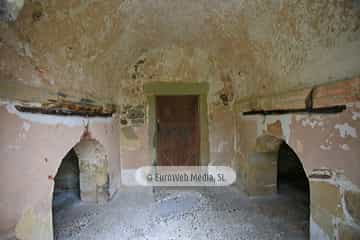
[236,101,360,188]
[288,102,360,187]
[0,104,120,236]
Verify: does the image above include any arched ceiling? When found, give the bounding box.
[1,0,360,105]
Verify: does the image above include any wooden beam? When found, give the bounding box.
[15,100,116,117]
[235,76,360,113]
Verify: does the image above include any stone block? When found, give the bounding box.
[313,77,360,108]
[266,120,283,139]
[310,180,344,219]
[345,189,360,225]
[338,223,360,240]
[310,206,334,238]
[255,135,282,153]
[244,152,277,196]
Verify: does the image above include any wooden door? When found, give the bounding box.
[156,96,200,166]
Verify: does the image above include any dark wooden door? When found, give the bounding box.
[156,96,200,166]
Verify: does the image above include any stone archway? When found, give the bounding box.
[243,134,309,197]
[243,134,310,237]
[52,149,81,213]
[52,139,109,239]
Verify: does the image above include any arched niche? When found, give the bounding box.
[52,138,110,239]
[243,134,310,237]
[52,138,110,205]
[244,134,309,197]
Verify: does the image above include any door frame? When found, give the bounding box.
[144,82,210,167]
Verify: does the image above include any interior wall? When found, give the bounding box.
[236,102,360,182]
[0,1,359,239]
[235,101,360,239]
[0,102,120,239]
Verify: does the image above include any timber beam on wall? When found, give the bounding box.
[14,99,116,117]
[235,76,360,114]
[243,105,346,116]
[0,81,117,117]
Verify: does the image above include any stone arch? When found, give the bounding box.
[244,133,310,237]
[244,134,309,196]
[51,135,110,239]
[52,138,110,205]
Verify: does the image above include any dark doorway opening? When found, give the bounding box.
[277,142,310,236]
[53,149,80,210]
[52,148,81,238]
[156,95,200,166]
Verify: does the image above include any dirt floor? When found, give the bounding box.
[53,186,309,240]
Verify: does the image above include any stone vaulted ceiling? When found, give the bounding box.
[0,0,360,105]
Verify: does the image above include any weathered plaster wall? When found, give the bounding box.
[1,0,359,190]
[1,0,359,105]
[289,103,360,186]
[115,0,360,106]
[236,102,360,185]
[0,0,359,238]
[209,105,234,167]
[235,101,360,239]
[0,0,123,103]
[0,103,120,239]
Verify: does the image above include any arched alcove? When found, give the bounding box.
[52,139,109,239]
[247,134,310,237]
[278,141,310,197]
[52,148,81,213]
[277,141,310,236]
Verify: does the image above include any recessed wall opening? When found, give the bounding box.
[52,148,81,239]
[52,148,80,212]
[52,139,109,239]
[277,141,310,235]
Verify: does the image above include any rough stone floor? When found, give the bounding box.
[53,186,309,240]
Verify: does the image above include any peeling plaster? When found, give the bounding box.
[339,144,350,151]
[338,176,360,226]
[352,112,360,120]
[280,115,292,143]
[301,118,324,128]
[22,121,31,131]
[334,123,358,139]
[320,145,331,151]
[261,114,292,143]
